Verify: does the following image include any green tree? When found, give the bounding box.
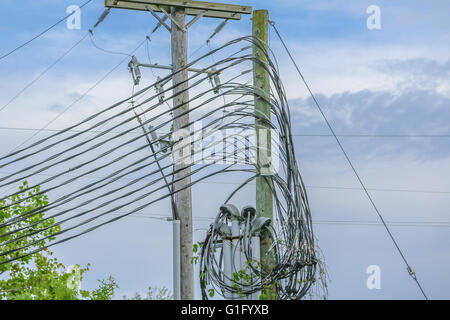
[124,286,173,300]
[0,181,117,300]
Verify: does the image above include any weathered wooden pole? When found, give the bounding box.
[171,6,194,300]
[252,9,274,295]
[103,0,253,301]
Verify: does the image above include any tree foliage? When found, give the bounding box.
[124,286,173,300]
[0,181,117,300]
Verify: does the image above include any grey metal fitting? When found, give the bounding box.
[219,204,241,221]
[251,217,271,236]
[241,205,256,220]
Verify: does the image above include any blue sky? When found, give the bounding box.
[0,0,449,299]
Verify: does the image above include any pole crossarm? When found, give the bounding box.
[105,0,251,20]
[158,5,186,31]
[145,5,172,31]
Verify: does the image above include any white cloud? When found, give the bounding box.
[270,38,449,100]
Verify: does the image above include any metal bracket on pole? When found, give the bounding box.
[138,62,213,75]
[105,0,251,20]
[185,10,207,29]
[151,15,169,33]
[145,5,171,32]
[160,6,186,31]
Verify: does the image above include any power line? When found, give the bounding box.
[292,134,450,138]
[3,32,437,299]
[0,6,117,116]
[0,47,257,226]
[0,35,149,201]
[191,180,450,195]
[270,20,429,300]
[312,219,450,228]
[0,38,323,299]
[114,212,450,228]
[42,203,450,228]
[1,126,450,139]
[6,38,148,154]
[0,0,93,62]
[0,126,141,135]
[305,185,450,195]
[2,168,450,196]
[0,32,90,113]
[88,31,133,57]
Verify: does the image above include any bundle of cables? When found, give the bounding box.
[0,35,327,299]
[198,37,327,300]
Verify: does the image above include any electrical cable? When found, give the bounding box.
[0,32,90,114]
[5,38,148,155]
[0,35,328,300]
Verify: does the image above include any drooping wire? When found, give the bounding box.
[88,30,133,57]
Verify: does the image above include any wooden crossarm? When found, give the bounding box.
[105,0,252,20]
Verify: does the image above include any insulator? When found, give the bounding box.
[128,56,141,86]
[94,8,111,28]
[148,125,159,142]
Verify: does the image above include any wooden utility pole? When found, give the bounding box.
[252,9,275,292]
[170,6,194,300]
[105,0,251,300]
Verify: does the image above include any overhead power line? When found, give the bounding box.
[115,213,450,228]
[1,126,450,139]
[2,168,450,196]
[0,33,148,200]
[0,126,140,135]
[312,219,450,228]
[292,134,450,138]
[0,32,90,114]
[88,31,133,57]
[0,6,115,116]
[0,36,329,299]
[305,185,450,195]
[6,38,148,154]
[0,0,93,62]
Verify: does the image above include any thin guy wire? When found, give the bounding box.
[269,20,429,300]
[0,0,93,61]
